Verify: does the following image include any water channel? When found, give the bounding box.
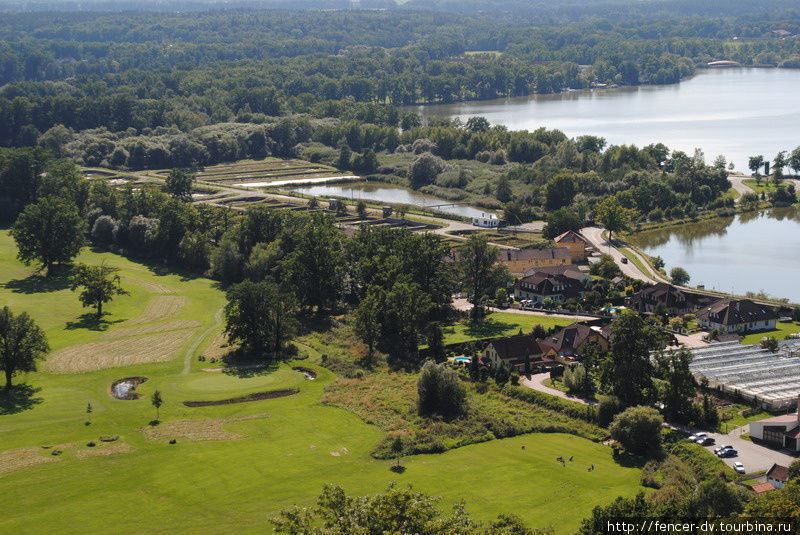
[289,182,493,219]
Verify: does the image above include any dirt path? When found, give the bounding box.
[182,306,224,375]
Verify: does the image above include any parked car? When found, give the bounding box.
[714,445,733,454]
[621,257,628,264]
[698,436,716,446]
[689,433,708,443]
[718,448,738,458]
[733,462,745,474]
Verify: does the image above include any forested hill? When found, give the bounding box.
[2,0,800,16]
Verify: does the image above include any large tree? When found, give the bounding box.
[609,405,664,456]
[11,196,87,275]
[458,235,509,322]
[164,168,195,202]
[353,286,383,361]
[655,348,696,424]
[69,263,128,317]
[601,312,666,407]
[224,280,298,359]
[381,282,432,367]
[0,307,49,390]
[594,195,636,243]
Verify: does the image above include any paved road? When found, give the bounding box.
[452,298,595,321]
[520,373,596,406]
[728,174,755,199]
[581,226,659,284]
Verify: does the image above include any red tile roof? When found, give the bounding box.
[767,464,790,482]
[750,482,776,494]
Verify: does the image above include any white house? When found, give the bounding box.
[696,298,778,333]
[472,213,499,228]
[766,464,790,489]
[749,409,800,453]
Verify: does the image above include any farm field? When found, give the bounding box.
[159,158,355,187]
[0,231,642,534]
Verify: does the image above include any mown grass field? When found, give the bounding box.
[0,231,642,534]
[442,311,575,345]
[740,320,800,344]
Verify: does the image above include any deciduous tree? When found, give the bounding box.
[11,196,87,275]
[0,307,49,390]
[69,263,128,317]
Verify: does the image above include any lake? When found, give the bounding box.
[628,207,800,302]
[415,68,800,171]
[288,182,492,219]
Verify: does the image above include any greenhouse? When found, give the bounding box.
[688,341,800,411]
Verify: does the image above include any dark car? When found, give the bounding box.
[718,448,738,458]
[698,436,716,446]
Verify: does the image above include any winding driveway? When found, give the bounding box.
[520,373,596,406]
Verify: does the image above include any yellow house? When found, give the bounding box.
[496,247,571,275]
[553,231,589,262]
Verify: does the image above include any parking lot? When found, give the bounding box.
[691,426,797,474]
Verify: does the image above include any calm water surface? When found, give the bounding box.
[416,68,800,171]
[289,182,492,219]
[628,207,800,302]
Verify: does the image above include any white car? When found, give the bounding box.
[689,433,707,442]
[714,445,733,454]
[733,462,745,474]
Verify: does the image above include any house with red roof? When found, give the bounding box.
[766,464,791,489]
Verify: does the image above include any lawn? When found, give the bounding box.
[740,320,800,345]
[743,178,783,195]
[442,311,575,345]
[0,231,642,534]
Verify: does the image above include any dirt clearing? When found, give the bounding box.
[76,442,135,459]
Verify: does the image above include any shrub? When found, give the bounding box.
[417,361,466,419]
[609,405,664,456]
[86,441,96,447]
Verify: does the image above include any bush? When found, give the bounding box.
[86,441,96,447]
[597,396,623,427]
[91,215,119,245]
[417,361,466,419]
[609,405,664,457]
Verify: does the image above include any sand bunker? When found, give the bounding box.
[183,389,298,407]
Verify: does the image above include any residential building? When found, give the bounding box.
[482,334,556,372]
[630,282,690,316]
[514,272,584,305]
[472,213,499,228]
[521,264,589,282]
[749,409,800,453]
[766,464,790,489]
[541,322,610,360]
[696,298,778,333]
[553,230,589,262]
[497,247,571,275]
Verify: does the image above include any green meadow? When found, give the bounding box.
[0,230,642,534]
